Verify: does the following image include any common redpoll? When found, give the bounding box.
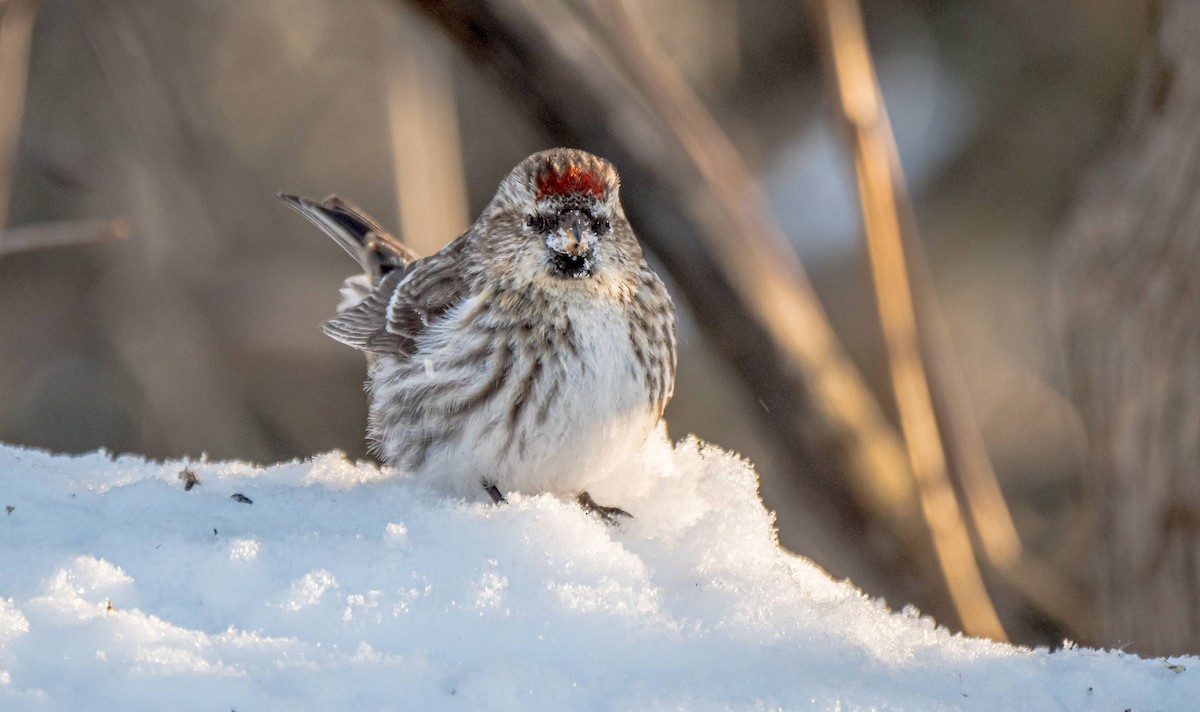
[281,148,676,520]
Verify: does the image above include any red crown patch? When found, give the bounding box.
[536,163,606,200]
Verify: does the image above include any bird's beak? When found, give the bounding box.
[569,222,584,253]
[549,210,595,257]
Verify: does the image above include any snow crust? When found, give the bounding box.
[0,429,1195,710]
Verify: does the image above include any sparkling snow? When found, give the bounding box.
[0,429,1195,710]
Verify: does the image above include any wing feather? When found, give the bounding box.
[279,193,419,283]
[323,242,471,357]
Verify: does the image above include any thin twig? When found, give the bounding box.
[0,217,130,257]
[811,0,1007,641]
[908,261,1022,569]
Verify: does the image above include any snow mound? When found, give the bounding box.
[0,429,1194,710]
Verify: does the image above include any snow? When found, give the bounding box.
[0,430,1195,711]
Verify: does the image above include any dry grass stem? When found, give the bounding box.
[0,218,130,257]
[812,0,1007,641]
[386,14,469,256]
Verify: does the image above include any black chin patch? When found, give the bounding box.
[549,251,593,279]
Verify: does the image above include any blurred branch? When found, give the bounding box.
[1056,0,1200,655]
[917,281,1094,636]
[0,0,37,235]
[385,11,469,256]
[810,0,1006,642]
[406,0,947,600]
[916,290,1021,569]
[0,2,133,261]
[811,0,1096,642]
[0,217,130,257]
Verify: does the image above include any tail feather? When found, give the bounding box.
[278,193,419,285]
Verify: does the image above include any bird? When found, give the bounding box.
[280,148,676,521]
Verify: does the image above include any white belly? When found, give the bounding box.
[368,293,657,500]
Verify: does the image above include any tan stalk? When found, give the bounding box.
[0,0,38,236]
[386,13,469,256]
[812,0,1007,641]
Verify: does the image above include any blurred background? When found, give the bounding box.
[0,0,1160,651]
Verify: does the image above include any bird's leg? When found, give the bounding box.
[577,491,631,525]
[482,479,507,505]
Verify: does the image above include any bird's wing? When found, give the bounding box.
[322,241,470,357]
[278,193,419,284]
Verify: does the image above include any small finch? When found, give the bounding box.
[280,148,676,520]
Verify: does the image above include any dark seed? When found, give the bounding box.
[179,468,201,491]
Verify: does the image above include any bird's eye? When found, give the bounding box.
[592,218,611,235]
[526,214,552,233]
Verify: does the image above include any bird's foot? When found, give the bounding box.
[482,479,507,505]
[577,491,631,525]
